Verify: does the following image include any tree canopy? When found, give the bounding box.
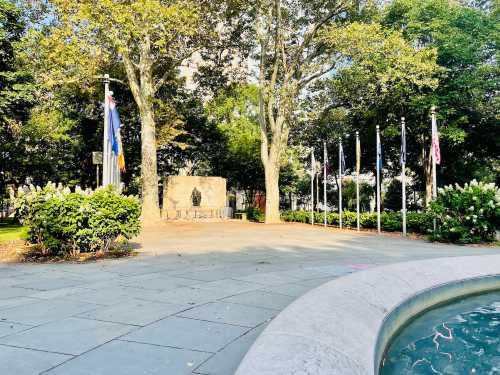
[0,0,497,218]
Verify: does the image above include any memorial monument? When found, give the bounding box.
[162,176,227,219]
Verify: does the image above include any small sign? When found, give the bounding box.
[92,151,103,165]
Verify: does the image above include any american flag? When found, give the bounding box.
[432,113,441,165]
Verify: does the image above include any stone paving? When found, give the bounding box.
[0,222,498,375]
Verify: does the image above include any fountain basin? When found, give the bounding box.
[235,255,500,375]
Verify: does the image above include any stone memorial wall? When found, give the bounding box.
[162,176,227,219]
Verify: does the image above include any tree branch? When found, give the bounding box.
[299,63,336,88]
[153,47,202,93]
[288,1,347,79]
[122,47,143,108]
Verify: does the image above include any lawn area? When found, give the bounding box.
[0,220,28,244]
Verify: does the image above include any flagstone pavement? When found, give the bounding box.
[0,221,498,375]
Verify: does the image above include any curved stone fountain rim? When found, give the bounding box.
[235,254,500,375]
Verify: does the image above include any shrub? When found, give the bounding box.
[360,212,377,228]
[246,207,265,223]
[381,212,402,232]
[14,183,141,255]
[429,180,499,243]
[327,212,339,225]
[407,211,433,233]
[342,211,357,227]
[280,209,435,235]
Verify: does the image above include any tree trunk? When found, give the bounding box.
[139,105,161,222]
[264,162,281,223]
[122,37,161,224]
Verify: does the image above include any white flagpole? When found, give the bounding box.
[401,117,407,237]
[356,131,360,231]
[431,106,437,201]
[376,125,381,234]
[431,106,437,232]
[316,169,319,213]
[323,141,327,227]
[338,137,343,229]
[311,149,314,226]
[103,74,110,187]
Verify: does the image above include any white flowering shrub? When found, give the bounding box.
[14,183,140,255]
[430,180,500,243]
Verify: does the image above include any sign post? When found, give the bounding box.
[92,151,103,188]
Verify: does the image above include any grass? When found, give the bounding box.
[0,219,28,244]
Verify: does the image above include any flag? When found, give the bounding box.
[324,144,331,175]
[432,116,441,165]
[107,95,126,172]
[339,142,346,175]
[356,135,361,175]
[376,134,382,171]
[310,149,316,177]
[400,120,406,165]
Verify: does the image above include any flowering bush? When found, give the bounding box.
[430,180,499,243]
[14,183,141,255]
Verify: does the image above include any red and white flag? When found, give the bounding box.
[432,114,441,165]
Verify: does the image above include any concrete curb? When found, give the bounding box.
[235,254,500,375]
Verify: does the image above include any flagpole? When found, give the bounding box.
[356,131,360,231]
[323,141,327,227]
[311,149,314,226]
[338,137,342,229]
[431,106,437,232]
[316,169,319,213]
[103,74,110,187]
[376,125,381,234]
[431,106,437,200]
[401,117,407,237]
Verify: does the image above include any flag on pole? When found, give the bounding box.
[356,135,361,175]
[339,142,346,175]
[311,151,316,175]
[376,126,381,234]
[325,148,332,176]
[323,142,328,226]
[400,120,406,165]
[310,149,315,225]
[377,136,382,171]
[432,115,441,165]
[107,95,126,172]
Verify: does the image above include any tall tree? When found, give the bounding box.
[34,0,222,222]
[254,0,376,223]
[383,0,499,202]
[254,0,440,223]
[0,0,36,206]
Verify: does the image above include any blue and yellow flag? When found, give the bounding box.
[107,95,125,172]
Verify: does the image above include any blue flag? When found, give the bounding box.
[400,121,406,165]
[107,95,125,172]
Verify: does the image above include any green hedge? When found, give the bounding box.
[281,209,434,234]
[14,183,141,255]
